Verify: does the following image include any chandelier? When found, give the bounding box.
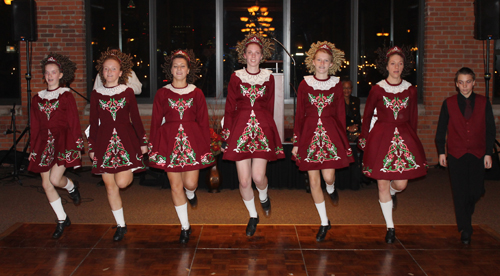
[240,2,275,37]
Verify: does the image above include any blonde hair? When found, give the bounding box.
[305,41,345,75]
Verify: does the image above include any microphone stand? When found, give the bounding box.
[269,36,297,125]
[67,85,89,102]
[269,36,311,193]
[0,41,34,184]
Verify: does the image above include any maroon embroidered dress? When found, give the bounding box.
[28,88,84,173]
[358,80,427,179]
[88,85,147,174]
[148,84,215,172]
[292,76,354,171]
[222,69,285,161]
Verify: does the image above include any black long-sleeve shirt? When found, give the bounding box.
[435,92,496,156]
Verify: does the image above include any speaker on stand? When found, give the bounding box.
[0,0,38,183]
[474,0,500,180]
[12,0,37,42]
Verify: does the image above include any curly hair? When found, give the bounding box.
[376,45,414,78]
[236,33,274,64]
[161,49,201,84]
[95,48,133,85]
[305,41,345,75]
[41,53,77,86]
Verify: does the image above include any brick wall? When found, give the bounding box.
[422,0,499,164]
[2,0,499,168]
[0,0,89,165]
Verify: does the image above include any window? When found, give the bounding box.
[357,0,420,98]
[156,0,216,97]
[88,0,150,100]
[223,0,283,97]
[0,2,20,105]
[86,0,422,102]
[291,0,351,96]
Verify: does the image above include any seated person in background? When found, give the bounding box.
[336,80,363,190]
[344,80,361,142]
[93,47,142,95]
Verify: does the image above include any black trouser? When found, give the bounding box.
[448,153,486,235]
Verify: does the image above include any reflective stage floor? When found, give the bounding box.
[1,223,500,275]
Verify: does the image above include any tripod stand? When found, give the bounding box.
[0,41,34,184]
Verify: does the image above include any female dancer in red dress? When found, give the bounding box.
[29,53,83,239]
[88,49,148,241]
[358,46,427,243]
[292,41,353,241]
[149,49,215,243]
[222,33,285,236]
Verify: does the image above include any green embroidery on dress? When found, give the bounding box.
[380,127,420,173]
[168,98,194,120]
[99,98,126,121]
[308,93,334,117]
[234,110,271,153]
[201,152,216,165]
[240,84,265,107]
[168,124,199,168]
[383,96,409,120]
[101,128,133,169]
[57,149,80,164]
[304,118,340,163]
[39,130,55,167]
[38,100,59,120]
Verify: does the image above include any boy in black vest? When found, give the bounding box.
[435,67,496,244]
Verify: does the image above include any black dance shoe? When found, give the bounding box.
[328,189,339,206]
[391,194,397,210]
[261,197,271,217]
[188,194,198,208]
[461,231,471,245]
[385,228,396,243]
[316,221,331,242]
[52,216,71,239]
[68,183,81,206]
[113,225,128,241]
[179,227,192,244]
[246,217,259,236]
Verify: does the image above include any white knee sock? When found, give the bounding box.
[174,203,190,230]
[326,182,335,194]
[379,200,394,228]
[63,178,75,193]
[243,197,258,218]
[256,185,268,202]
[185,188,196,200]
[315,201,329,226]
[389,182,401,196]
[112,208,126,227]
[49,197,67,221]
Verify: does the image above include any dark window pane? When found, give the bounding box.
[156,0,216,97]
[358,0,419,98]
[291,0,351,97]
[0,2,20,104]
[223,0,283,97]
[90,0,150,98]
[493,40,500,103]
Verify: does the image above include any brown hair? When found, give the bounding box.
[41,52,77,86]
[96,48,133,85]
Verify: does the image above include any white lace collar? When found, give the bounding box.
[304,75,340,91]
[235,68,272,86]
[95,84,128,96]
[38,87,70,100]
[377,79,412,94]
[164,84,196,95]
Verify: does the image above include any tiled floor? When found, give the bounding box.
[1,223,500,275]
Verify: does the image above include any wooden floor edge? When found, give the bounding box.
[0,222,23,241]
[479,224,500,241]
